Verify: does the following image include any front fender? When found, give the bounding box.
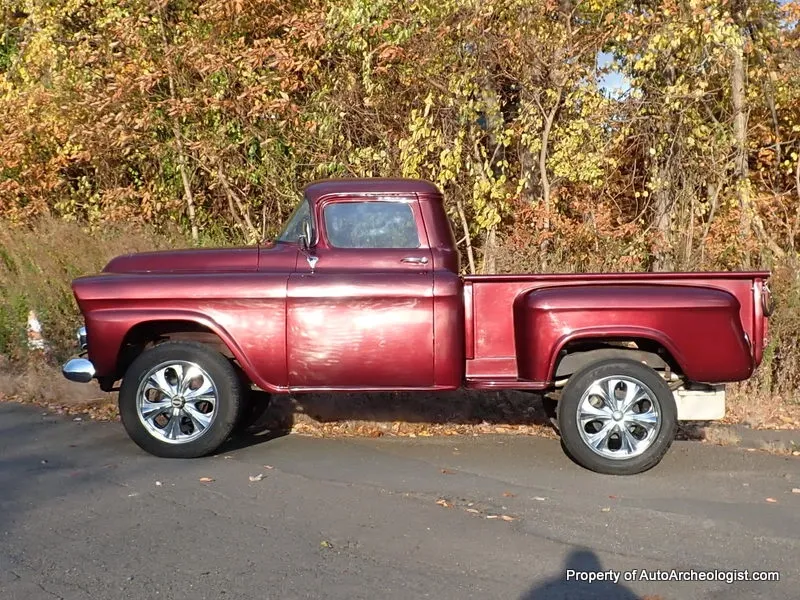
[84,308,281,392]
[513,285,753,384]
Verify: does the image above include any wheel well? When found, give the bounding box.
[553,339,682,381]
[117,320,235,378]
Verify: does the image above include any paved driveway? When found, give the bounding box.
[1,402,798,599]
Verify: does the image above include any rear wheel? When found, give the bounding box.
[557,358,677,475]
[118,341,243,458]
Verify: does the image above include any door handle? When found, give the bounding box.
[401,256,429,264]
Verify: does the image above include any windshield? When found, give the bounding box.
[276,198,312,243]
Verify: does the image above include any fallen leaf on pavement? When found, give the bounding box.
[466,508,480,514]
[441,468,456,474]
[320,540,332,548]
[199,477,214,483]
[500,515,515,522]
[502,491,516,498]
[436,498,451,508]
[765,497,777,503]
[249,474,265,482]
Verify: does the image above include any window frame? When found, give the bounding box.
[320,197,422,250]
[276,197,314,244]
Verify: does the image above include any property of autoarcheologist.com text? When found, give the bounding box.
[566,569,781,585]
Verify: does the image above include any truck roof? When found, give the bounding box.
[303,178,442,202]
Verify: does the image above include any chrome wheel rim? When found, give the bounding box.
[576,375,661,460]
[136,361,218,444]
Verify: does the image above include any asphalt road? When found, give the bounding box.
[1,402,798,600]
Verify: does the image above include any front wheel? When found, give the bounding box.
[118,341,244,458]
[557,359,677,475]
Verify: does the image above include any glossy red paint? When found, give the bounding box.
[465,272,767,387]
[75,273,291,391]
[515,284,752,382]
[105,247,261,273]
[71,178,771,394]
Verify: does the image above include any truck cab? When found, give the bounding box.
[279,179,464,390]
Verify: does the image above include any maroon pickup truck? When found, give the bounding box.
[62,179,773,474]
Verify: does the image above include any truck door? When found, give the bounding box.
[287,196,435,389]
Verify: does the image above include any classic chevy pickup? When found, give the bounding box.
[62,178,773,474]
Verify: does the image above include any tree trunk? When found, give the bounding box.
[519,146,538,203]
[482,226,497,274]
[538,87,565,230]
[173,124,199,243]
[217,163,258,241]
[158,5,198,242]
[455,199,476,275]
[731,36,751,242]
[730,33,785,262]
[652,165,672,271]
[700,180,720,265]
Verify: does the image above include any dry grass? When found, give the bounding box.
[757,441,795,455]
[280,389,557,438]
[725,382,800,430]
[702,426,741,447]
[0,216,186,362]
[0,360,117,420]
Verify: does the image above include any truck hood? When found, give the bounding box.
[103,247,259,274]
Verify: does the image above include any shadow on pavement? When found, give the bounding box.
[290,389,555,426]
[213,388,558,452]
[521,549,642,600]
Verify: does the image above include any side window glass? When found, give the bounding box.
[324,202,420,249]
[277,199,312,243]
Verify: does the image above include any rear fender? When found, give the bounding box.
[513,285,753,384]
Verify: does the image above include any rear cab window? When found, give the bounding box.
[323,201,420,249]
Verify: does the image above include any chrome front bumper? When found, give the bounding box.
[62,325,94,383]
[62,358,96,383]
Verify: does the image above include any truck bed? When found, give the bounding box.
[463,271,770,388]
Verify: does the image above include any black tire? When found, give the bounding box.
[118,341,243,458]
[557,358,677,475]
